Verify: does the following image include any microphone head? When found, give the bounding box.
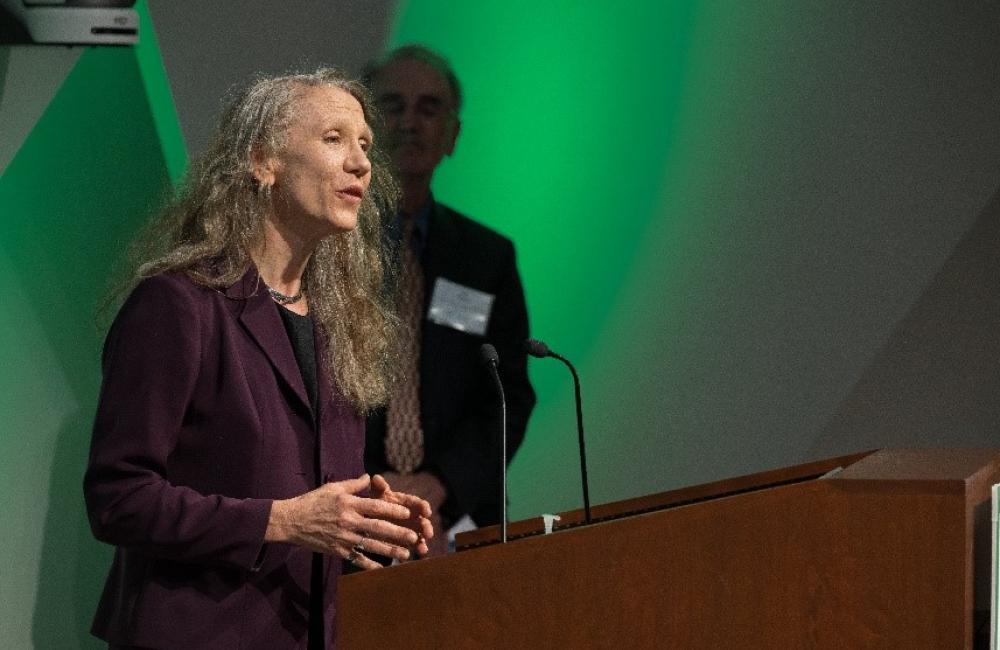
[524,338,551,358]
[479,343,499,365]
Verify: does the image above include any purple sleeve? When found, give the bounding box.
[84,275,272,571]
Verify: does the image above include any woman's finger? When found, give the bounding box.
[331,473,372,494]
[414,529,430,556]
[350,531,410,562]
[419,514,435,540]
[370,473,391,496]
[352,495,413,522]
[356,516,419,547]
[344,548,382,571]
[387,490,433,519]
[371,475,433,519]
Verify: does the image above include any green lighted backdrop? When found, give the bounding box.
[388,1,703,522]
[0,4,183,646]
[385,0,1000,515]
[2,1,1000,646]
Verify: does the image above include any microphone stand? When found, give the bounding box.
[552,351,592,524]
[480,344,509,543]
[494,367,508,543]
[525,339,591,524]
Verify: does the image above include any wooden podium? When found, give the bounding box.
[338,449,999,649]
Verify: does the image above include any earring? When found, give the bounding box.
[257,181,273,202]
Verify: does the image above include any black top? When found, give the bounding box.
[276,305,324,650]
[277,305,318,411]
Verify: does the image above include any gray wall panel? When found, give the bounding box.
[147,0,396,157]
[0,45,81,176]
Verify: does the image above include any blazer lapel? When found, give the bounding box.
[228,267,312,416]
[313,323,334,423]
[421,201,459,312]
[419,202,460,398]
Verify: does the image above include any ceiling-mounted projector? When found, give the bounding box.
[0,0,138,45]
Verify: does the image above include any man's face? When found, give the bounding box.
[371,58,460,180]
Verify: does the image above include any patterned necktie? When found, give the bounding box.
[385,217,425,473]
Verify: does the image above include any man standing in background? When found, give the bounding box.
[364,45,536,554]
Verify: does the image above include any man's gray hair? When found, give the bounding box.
[364,44,463,113]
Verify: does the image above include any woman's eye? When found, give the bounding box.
[324,134,340,143]
[360,141,371,152]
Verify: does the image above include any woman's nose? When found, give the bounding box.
[346,144,372,177]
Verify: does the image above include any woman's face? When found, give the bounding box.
[263,84,373,242]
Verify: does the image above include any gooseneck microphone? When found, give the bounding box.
[524,338,592,524]
[479,343,508,543]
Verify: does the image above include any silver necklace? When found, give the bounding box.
[265,285,304,305]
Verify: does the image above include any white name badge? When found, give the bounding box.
[427,277,494,336]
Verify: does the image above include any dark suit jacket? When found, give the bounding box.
[84,268,364,649]
[366,202,536,526]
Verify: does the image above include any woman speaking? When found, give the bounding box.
[84,68,432,649]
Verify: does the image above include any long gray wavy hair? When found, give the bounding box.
[121,68,401,413]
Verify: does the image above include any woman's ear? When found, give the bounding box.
[251,147,278,187]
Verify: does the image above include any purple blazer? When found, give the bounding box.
[84,268,364,649]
